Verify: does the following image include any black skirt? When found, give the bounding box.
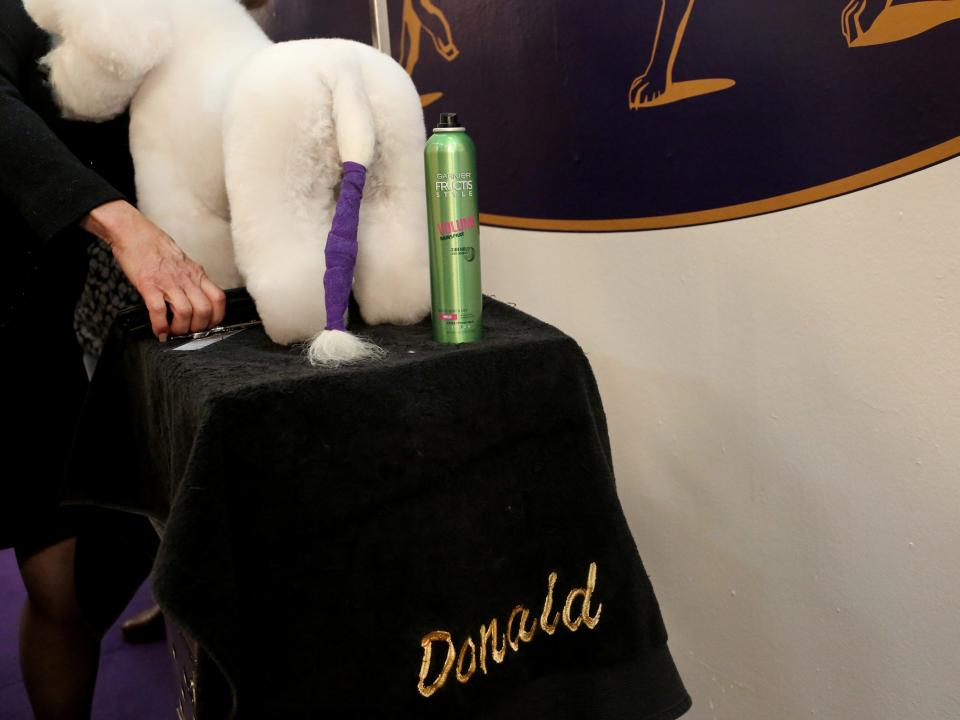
[0,235,90,553]
[0,243,158,633]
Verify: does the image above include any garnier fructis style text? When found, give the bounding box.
[424,112,482,344]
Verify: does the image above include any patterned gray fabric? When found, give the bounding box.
[74,240,141,357]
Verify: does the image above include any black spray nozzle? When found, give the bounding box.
[436,112,460,129]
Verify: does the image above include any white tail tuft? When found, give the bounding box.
[305,329,386,367]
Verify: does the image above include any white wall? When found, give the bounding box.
[482,158,960,719]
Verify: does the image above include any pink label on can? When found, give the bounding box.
[439,313,458,321]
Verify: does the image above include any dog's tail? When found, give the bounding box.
[333,72,377,170]
[306,73,382,367]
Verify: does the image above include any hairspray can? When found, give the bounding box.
[424,112,482,344]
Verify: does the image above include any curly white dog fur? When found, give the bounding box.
[24,0,431,365]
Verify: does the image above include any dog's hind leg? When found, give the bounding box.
[223,46,341,346]
[349,48,432,327]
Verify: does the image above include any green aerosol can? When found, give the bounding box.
[425,112,482,344]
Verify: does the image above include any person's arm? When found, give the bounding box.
[0,7,225,339]
[0,26,123,241]
[81,200,226,341]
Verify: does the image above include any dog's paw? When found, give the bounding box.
[356,266,431,327]
[842,0,887,46]
[629,71,668,109]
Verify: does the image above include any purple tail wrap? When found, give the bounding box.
[324,161,367,331]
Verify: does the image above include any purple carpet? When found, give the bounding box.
[0,548,176,720]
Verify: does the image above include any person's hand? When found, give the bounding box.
[81,200,227,341]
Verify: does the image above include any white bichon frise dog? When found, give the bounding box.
[24,0,432,365]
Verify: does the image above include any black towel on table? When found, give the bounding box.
[65,292,692,720]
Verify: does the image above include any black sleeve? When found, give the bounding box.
[0,4,124,243]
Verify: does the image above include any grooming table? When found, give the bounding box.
[65,290,691,720]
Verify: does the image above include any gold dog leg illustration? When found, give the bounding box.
[400,0,424,74]
[629,0,735,109]
[630,0,696,107]
[842,0,892,45]
[843,0,960,46]
[417,0,459,62]
[400,0,459,107]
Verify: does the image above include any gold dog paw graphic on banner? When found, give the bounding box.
[629,0,735,109]
[842,0,960,46]
[400,0,459,107]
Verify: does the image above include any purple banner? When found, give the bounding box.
[257,0,960,231]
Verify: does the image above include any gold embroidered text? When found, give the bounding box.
[417,562,603,698]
